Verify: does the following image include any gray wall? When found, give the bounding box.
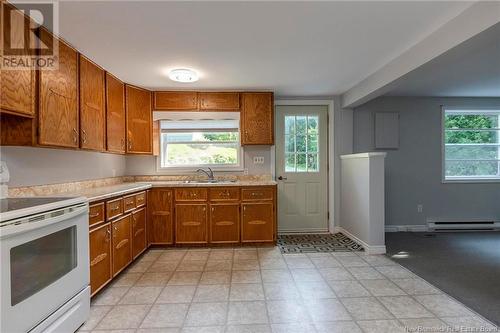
[0,146,127,187]
[353,96,500,226]
[126,146,272,176]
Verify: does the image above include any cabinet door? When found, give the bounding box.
[132,207,147,258]
[148,189,173,245]
[175,204,208,244]
[154,91,198,111]
[241,202,274,242]
[126,85,152,154]
[89,223,112,296]
[210,203,240,243]
[199,92,240,111]
[106,73,126,153]
[0,4,35,117]
[38,30,79,148]
[241,92,274,145]
[112,214,132,276]
[79,55,105,151]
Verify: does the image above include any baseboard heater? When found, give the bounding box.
[427,218,500,232]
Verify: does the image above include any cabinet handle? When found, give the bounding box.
[73,128,78,144]
[89,212,100,218]
[106,228,111,242]
[121,138,125,149]
[82,130,87,144]
[128,139,132,150]
[202,206,206,211]
[211,207,215,212]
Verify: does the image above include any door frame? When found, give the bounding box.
[273,99,335,233]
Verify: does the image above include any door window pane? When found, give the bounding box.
[285,153,296,172]
[10,226,77,305]
[307,154,319,172]
[283,115,320,173]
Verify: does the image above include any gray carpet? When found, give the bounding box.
[385,232,500,326]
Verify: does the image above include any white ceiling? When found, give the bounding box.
[386,22,500,97]
[57,1,472,96]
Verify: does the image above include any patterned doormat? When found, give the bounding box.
[277,233,364,253]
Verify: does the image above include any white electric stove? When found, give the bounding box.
[0,196,90,333]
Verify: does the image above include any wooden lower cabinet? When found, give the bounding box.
[241,202,274,242]
[112,214,132,276]
[210,204,240,243]
[89,222,112,296]
[132,207,147,258]
[148,189,173,245]
[175,203,208,244]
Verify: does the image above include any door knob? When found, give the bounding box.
[278,176,287,180]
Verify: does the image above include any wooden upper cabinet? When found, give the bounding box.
[106,73,126,153]
[38,30,79,148]
[199,92,240,111]
[79,55,105,151]
[241,92,274,145]
[0,4,35,117]
[154,91,198,111]
[126,85,152,154]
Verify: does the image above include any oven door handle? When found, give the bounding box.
[0,204,88,239]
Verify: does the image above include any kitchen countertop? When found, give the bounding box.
[61,180,277,202]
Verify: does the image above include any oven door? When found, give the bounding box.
[0,204,89,333]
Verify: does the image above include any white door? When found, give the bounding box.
[275,105,329,233]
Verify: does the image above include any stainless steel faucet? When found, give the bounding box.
[196,167,215,182]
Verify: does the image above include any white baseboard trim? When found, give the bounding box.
[277,229,330,235]
[385,225,429,232]
[335,227,386,255]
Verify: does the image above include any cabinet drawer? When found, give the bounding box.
[106,198,123,220]
[175,188,208,201]
[241,187,274,201]
[89,202,105,227]
[123,195,136,213]
[135,191,146,207]
[209,187,240,201]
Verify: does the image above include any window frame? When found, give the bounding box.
[156,124,244,173]
[441,106,500,183]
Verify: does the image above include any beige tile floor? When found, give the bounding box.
[78,247,498,333]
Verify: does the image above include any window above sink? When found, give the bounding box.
[155,112,244,172]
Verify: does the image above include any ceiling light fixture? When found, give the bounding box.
[168,69,199,83]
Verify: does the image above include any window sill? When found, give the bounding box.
[443,177,500,184]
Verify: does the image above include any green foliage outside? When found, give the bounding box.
[445,114,499,177]
[163,132,238,166]
[285,115,319,172]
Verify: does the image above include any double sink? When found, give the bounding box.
[181,179,238,184]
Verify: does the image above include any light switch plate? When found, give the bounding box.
[253,156,265,164]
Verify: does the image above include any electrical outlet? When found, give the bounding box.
[253,156,264,164]
[417,204,423,213]
[243,168,249,175]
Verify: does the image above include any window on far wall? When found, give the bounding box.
[443,108,500,182]
[159,114,242,170]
